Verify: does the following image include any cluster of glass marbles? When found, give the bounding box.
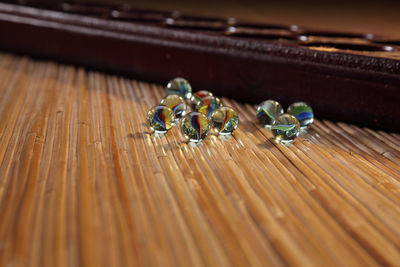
[256,99,314,143]
[146,77,240,142]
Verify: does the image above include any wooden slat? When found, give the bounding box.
[0,53,399,267]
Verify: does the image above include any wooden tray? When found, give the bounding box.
[0,53,399,266]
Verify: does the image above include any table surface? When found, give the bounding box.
[0,53,400,266]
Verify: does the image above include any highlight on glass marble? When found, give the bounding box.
[190,90,213,106]
[146,105,176,133]
[256,99,284,127]
[211,106,239,135]
[180,112,211,142]
[166,77,192,100]
[287,101,314,128]
[160,94,187,119]
[195,95,222,118]
[271,113,300,143]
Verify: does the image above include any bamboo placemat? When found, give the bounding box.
[0,53,399,267]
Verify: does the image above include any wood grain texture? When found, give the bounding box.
[0,53,400,266]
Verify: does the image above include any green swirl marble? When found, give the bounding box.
[287,102,314,127]
[256,100,284,126]
[271,114,300,143]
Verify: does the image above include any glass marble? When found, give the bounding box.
[190,90,213,106]
[146,105,176,133]
[166,77,192,100]
[160,94,187,119]
[180,112,211,142]
[287,102,314,128]
[256,100,284,126]
[195,96,222,118]
[271,114,300,143]
[211,107,239,135]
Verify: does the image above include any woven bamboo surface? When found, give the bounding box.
[0,53,400,267]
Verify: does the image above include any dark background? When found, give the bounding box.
[2,0,399,131]
[69,0,400,37]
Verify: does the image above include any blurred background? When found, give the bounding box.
[45,0,400,37]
